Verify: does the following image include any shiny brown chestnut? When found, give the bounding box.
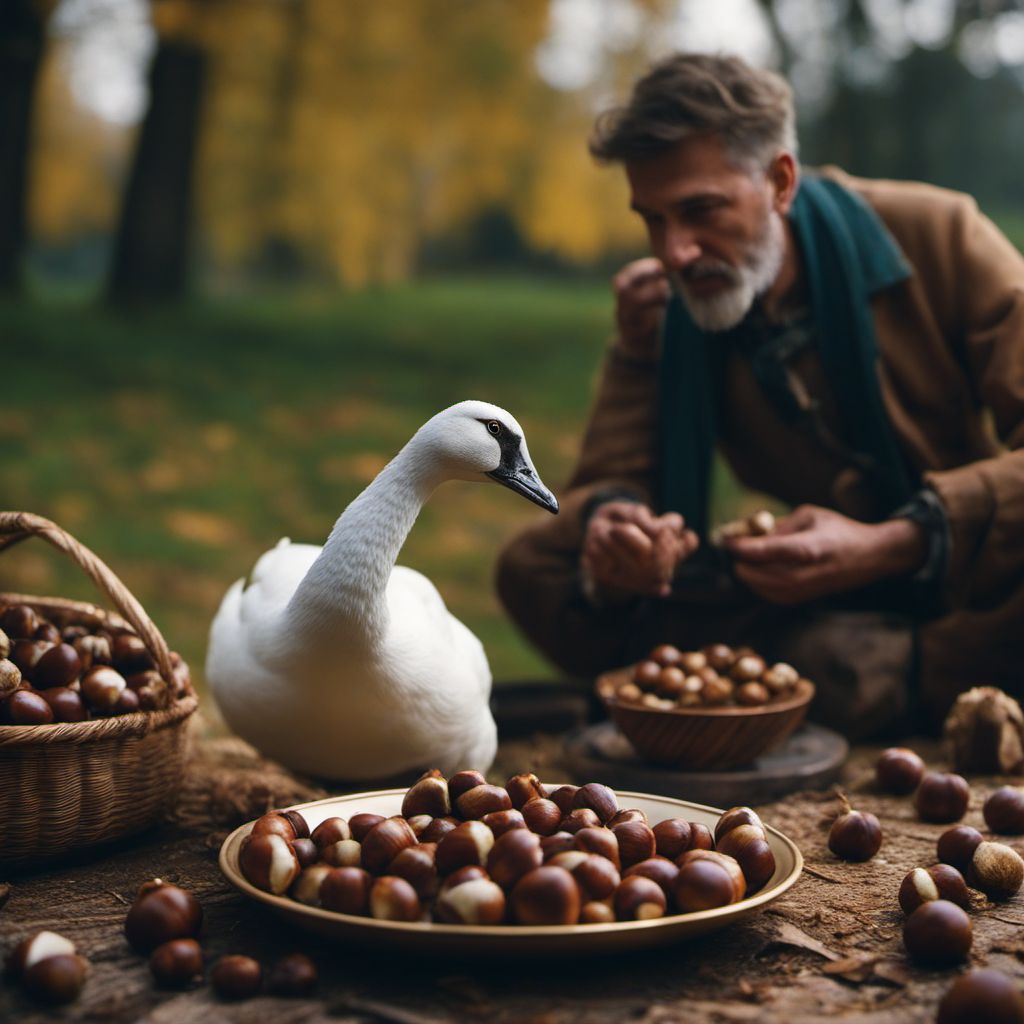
[124,880,203,954]
[311,816,351,847]
[267,953,317,997]
[510,866,581,925]
[320,838,361,868]
[31,644,81,689]
[348,812,386,841]
[898,864,971,914]
[482,808,526,838]
[360,817,417,874]
[715,806,764,843]
[560,808,602,834]
[625,857,679,898]
[611,820,656,868]
[80,666,127,711]
[573,826,621,869]
[547,785,579,815]
[0,604,39,638]
[252,811,301,842]
[291,838,318,869]
[827,795,882,862]
[210,955,262,1000]
[674,857,744,912]
[320,867,372,915]
[455,784,512,820]
[540,831,576,862]
[290,864,333,906]
[652,818,692,860]
[650,644,683,667]
[571,783,618,823]
[111,633,155,674]
[436,877,507,925]
[936,968,1024,1024]
[875,747,925,795]
[614,875,666,920]
[633,659,662,689]
[688,822,715,851]
[915,772,970,824]
[715,824,776,892]
[983,787,1024,835]
[967,841,1024,899]
[505,772,546,809]
[401,775,451,818]
[448,769,487,800]
[369,876,421,921]
[7,931,76,980]
[6,689,54,724]
[435,820,495,875]
[238,833,301,894]
[149,938,203,988]
[902,899,972,966]
[22,954,89,1005]
[487,829,543,890]
[549,852,621,902]
[419,816,459,844]
[521,798,563,836]
[388,843,439,900]
[937,826,984,873]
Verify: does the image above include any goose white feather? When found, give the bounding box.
[206,400,558,780]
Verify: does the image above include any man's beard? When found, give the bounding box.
[668,209,786,333]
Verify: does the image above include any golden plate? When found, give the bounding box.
[219,788,803,956]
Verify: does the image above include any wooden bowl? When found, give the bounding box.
[596,667,814,770]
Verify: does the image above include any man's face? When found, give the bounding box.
[626,135,787,332]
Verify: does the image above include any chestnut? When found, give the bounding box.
[715,806,764,843]
[540,832,576,861]
[30,643,81,689]
[436,877,507,925]
[547,785,579,815]
[435,821,495,875]
[730,654,766,682]
[611,820,656,868]
[34,622,61,644]
[967,841,1024,899]
[902,899,972,966]
[560,808,602,834]
[571,783,618,823]
[521,798,563,836]
[915,772,970,824]
[551,852,620,902]
[252,811,301,842]
[875,747,925,795]
[0,657,21,698]
[510,866,581,925]
[402,775,451,819]
[149,938,203,988]
[348,812,385,841]
[653,818,692,860]
[574,826,621,869]
[898,865,971,914]
[703,643,735,671]
[650,644,683,667]
[688,822,715,851]
[266,952,317,997]
[438,864,489,893]
[983,787,1024,835]
[124,880,203,954]
[320,838,362,868]
[614,875,666,920]
[448,769,487,800]
[937,826,984,873]
[735,681,770,706]
[625,857,679,898]
[6,689,54,724]
[482,808,526,838]
[290,864,333,906]
[827,796,882,862]
[674,857,744,912]
[113,687,140,715]
[320,867,372,915]
[210,954,262,1000]
[936,968,1024,1024]
[111,633,155,674]
[505,772,545,809]
[7,930,77,979]
[22,954,90,1005]
[360,817,417,874]
[369,876,421,921]
[608,808,648,828]
[487,829,543,890]
[580,901,616,924]
[238,833,301,894]
[291,837,318,869]
[279,809,309,838]
[80,666,127,711]
[0,604,38,639]
[633,659,662,689]
[311,816,351,847]
[388,843,439,900]
[455,784,512,820]
[419,816,459,844]
[715,824,776,892]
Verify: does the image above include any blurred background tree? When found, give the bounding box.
[3,0,1024,727]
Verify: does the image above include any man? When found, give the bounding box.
[496,53,1024,736]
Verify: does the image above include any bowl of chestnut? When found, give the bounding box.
[595,643,814,770]
[218,770,802,956]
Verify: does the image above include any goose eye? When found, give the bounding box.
[486,421,501,436]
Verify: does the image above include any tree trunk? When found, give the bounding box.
[107,37,206,306]
[0,2,46,294]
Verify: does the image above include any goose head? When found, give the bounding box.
[418,400,559,514]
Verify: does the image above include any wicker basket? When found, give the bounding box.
[0,512,198,869]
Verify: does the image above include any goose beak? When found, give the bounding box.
[488,453,559,514]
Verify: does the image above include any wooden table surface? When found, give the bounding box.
[3,721,1024,1024]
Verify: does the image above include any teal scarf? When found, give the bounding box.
[658,175,914,537]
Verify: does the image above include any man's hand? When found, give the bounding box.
[614,258,670,354]
[581,501,699,601]
[724,504,928,605]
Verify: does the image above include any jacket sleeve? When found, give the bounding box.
[922,198,1024,608]
[494,337,662,675]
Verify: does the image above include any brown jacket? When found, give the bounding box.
[496,169,1024,726]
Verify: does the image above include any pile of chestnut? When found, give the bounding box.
[237,770,778,926]
[0,603,191,724]
[612,642,805,711]
[825,745,1024,1022]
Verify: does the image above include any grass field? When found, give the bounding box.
[3,276,765,727]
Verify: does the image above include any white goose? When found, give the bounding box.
[206,400,558,780]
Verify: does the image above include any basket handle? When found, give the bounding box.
[0,511,175,685]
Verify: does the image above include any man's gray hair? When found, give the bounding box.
[590,52,798,172]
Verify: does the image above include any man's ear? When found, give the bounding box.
[767,152,798,214]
